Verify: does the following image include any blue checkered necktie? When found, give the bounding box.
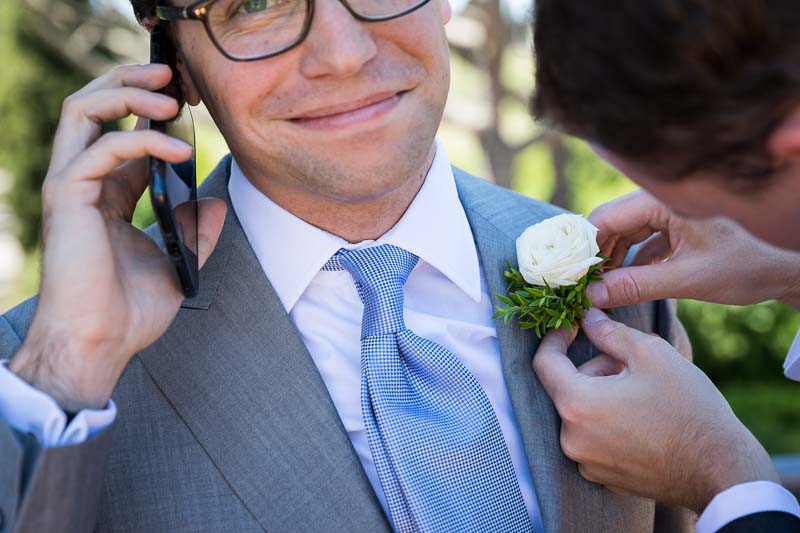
[324,244,532,533]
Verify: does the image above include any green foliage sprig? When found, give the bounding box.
[493,257,606,338]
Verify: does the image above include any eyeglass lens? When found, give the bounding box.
[205,0,427,60]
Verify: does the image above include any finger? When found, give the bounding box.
[532,327,580,404]
[78,63,173,96]
[46,130,192,207]
[107,117,154,200]
[585,260,689,308]
[580,308,660,366]
[577,353,626,377]
[196,199,227,268]
[589,191,673,255]
[52,87,180,174]
[577,464,601,485]
[629,233,673,266]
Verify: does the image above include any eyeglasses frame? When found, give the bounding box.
[155,0,433,62]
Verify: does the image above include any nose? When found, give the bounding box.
[299,0,379,79]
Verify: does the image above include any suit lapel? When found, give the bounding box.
[454,168,606,533]
[138,157,389,532]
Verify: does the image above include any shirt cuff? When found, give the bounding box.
[784,328,800,382]
[696,481,800,533]
[0,359,116,447]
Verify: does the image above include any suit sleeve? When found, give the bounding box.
[0,309,114,533]
[717,511,800,533]
[654,298,692,360]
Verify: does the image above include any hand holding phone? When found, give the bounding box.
[9,54,226,412]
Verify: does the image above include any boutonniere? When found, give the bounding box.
[494,214,606,337]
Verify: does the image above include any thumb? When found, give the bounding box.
[580,308,654,367]
[196,198,227,268]
[586,261,683,308]
[532,326,579,404]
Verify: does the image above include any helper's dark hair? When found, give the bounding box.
[532,0,800,185]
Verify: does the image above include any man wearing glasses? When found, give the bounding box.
[0,0,692,531]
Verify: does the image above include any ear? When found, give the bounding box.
[172,34,203,106]
[769,106,800,161]
[439,0,452,25]
[175,51,202,106]
[142,17,157,33]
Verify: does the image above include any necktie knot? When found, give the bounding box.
[324,244,419,337]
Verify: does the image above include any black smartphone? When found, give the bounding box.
[148,24,199,298]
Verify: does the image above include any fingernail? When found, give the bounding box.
[169,137,192,151]
[586,282,608,306]
[583,307,608,325]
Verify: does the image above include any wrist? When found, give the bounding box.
[778,284,800,311]
[10,329,117,412]
[694,428,778,514]
[773,250,800,311]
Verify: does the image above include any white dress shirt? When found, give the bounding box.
[784,329,800,381]
[0,138,797,532]
[228,140,542,530]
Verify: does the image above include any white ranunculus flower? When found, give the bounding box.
[516,214,603,288]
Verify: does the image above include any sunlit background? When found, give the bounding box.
[1,0,797,489]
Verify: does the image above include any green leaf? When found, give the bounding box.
[496,294,515,307]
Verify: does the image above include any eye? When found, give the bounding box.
[236,0,268,14]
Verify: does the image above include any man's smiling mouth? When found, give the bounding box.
[288,90,409,129]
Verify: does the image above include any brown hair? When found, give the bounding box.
[532,0,800,184]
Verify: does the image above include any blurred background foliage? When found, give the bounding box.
[0,0,797,457]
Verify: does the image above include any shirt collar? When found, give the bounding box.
[228,138,482,312]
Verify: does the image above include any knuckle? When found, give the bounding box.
[110,64,133,82]
[556,393,585,425]
[618,270,644,304]
[60,93,82,117]
[41,178,58,205]
[559,432,586,463]
[592,319,626,344]
[577,464,599,484]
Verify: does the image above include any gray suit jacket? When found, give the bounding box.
[0,157,694,532]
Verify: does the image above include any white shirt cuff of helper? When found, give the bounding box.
[0,360,116,446]
[696,480,800,533]
[784,328,800,381]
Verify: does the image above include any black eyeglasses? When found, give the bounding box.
[156,0,432,62]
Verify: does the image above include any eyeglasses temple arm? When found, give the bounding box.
[156,4,206,21]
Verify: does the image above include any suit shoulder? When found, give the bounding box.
[452,166,568,236]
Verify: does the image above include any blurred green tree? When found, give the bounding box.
[0,1,89,249]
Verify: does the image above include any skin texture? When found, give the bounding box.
[533,309,780,515]
[171,0,452,242]
[11,0,453,410]
[584,190,800,311]
[597,108,800,251]
[532,107,800,513]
